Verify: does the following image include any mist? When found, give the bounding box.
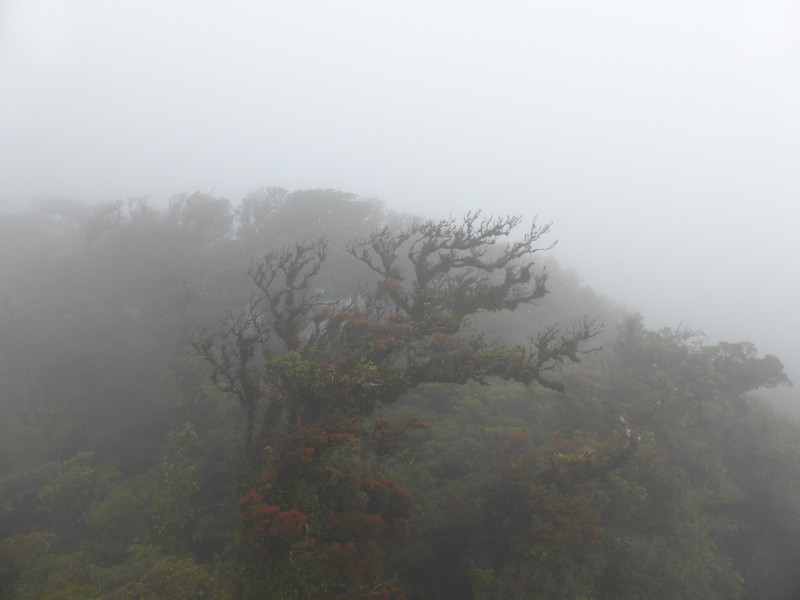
[6,5,800,595]
[2,0,799,408]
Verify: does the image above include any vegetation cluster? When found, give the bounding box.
[0,189,797,599]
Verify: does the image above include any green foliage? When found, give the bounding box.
[98,556,224,600]
[40,585,97,600]
[1,194,799,600]
[234,417,413,599]
[37,452,97,516]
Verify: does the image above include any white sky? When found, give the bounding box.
[1,0,799,392]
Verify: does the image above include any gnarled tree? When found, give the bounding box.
[196,213,604,598]
[198,213,600,442]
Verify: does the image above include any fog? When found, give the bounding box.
[2,0,799,406]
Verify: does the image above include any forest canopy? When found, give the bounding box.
[0,189,796,600]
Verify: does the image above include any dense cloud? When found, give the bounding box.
[1,0,798,406]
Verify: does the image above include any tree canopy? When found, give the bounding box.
[0,190,796,600]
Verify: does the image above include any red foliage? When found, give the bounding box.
[283,420,361,466]
[316,303,411,361]
[238,419,414,597]
[270,508,308,536]
[488,429,609,571]
[237,491,309,553]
